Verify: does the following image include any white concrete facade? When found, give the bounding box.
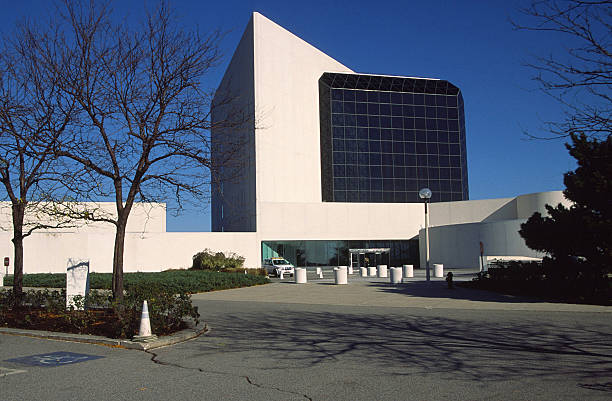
[0,203,259,273]
[420,192,571,269]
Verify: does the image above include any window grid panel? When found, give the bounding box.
[324,75,467,203]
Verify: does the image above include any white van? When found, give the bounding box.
[263,257,295,277]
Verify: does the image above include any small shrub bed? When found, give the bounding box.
[459,260,611,305]
[3,269,269,293]
[192,249,245,270]
[0,284,200,339]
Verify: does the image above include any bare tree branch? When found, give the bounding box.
[24,0,252,300]
[513,0,612,139]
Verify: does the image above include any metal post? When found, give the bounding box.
[418,188,432,282]
[425,200,430,282]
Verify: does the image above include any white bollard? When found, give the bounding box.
[377,264,388,278]
[318,270,323,279]
[334,267,348,285]
[434,264,444,278]
[390,267,402,284]
[279,270,284,280]
[368,266,377,277]
[403,264,414,278]
[347,266,353,275]
[360,267,368,277]
[316,267,322,275]
[295,267,307,284]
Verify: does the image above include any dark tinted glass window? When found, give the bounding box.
[355,91,367,102]
[344,90,355,101]
[322,73,468,203]
[345,127,356,139]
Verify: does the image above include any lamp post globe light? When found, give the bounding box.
[419,188,432,281]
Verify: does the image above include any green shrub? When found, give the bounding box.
[464,259,611,305]
[220,267,268,276]
[0,285,200,339]
[191,248,245,271]
[0,289,102,334]
[3,270,268,293]
[121,282,199,336]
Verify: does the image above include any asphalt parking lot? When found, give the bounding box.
[1,279,611,400]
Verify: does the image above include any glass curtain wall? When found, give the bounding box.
[262,239,419,268]
[319,72,469,203]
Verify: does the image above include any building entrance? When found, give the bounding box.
[349,248,390,271]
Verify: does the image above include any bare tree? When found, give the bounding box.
[28,1,248,300]
[0,24,76,297]
[514,0,612,139]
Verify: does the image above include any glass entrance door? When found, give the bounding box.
[349,248,391,271]
[350,252,364,270]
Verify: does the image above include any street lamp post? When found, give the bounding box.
[419,188,432,282]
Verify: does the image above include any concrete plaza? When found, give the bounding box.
[1,279,611,400]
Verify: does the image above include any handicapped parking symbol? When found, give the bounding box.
[33,353,90,365]
[6,351,104,367]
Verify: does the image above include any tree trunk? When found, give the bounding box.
[11,202,25,299]
[112,221,127,302]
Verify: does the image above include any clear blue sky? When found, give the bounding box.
[2,0,575,232]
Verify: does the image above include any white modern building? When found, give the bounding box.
[0,12,569,274]
[208,12,568,270]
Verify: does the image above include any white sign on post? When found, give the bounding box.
[66,258,90,310]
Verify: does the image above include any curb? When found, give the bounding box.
[0,321,208,350]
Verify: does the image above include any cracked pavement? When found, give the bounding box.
[1,280,611,400]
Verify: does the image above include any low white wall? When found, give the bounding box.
[428,197,516,226]
[0,231,258,274]
[515,191,569,219]
[419,219,544,269]
[416,191,567,269]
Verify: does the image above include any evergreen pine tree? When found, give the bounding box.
[519,134,612,277]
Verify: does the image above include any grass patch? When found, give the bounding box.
[2,270,269,293]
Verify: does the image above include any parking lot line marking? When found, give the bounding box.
[0,367,27,377]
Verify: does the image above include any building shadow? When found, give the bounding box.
[366,280,548,304]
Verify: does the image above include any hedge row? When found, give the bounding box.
[460,260,611,305]
[2,270,269,293]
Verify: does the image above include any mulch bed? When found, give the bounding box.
[1,307,125,338]
[1,307,186,338]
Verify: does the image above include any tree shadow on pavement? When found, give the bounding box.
[183,303,612,385]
